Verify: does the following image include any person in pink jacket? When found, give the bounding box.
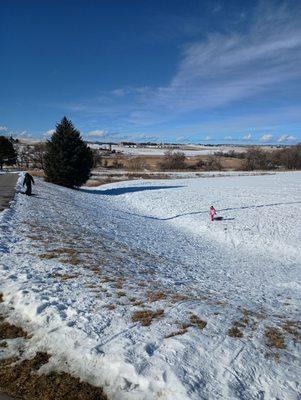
[210,206,216,221]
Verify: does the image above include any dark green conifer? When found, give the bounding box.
[0,136,17,170]
[44,117,93,188]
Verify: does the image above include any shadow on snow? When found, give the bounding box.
[81,185,184,196]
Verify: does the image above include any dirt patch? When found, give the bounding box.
[265,327,285,349]
[0,352,107,400]
[132,309,164,326]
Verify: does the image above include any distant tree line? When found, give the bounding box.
[240,145,301,170]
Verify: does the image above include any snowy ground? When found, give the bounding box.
[0,172,300,399]
[95,145,247,156]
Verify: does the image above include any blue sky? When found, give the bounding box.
[1,0,300,144]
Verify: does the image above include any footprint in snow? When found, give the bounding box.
[145,343,157,356]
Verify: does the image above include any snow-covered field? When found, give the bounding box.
[0,172,300,399]
[96,145,246,156]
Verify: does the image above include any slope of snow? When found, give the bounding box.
[0,172,300,399]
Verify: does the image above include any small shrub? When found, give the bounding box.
[159,151,187,170]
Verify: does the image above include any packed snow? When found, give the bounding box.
[0,172,300,399]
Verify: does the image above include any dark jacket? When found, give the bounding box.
[23,173,35,186]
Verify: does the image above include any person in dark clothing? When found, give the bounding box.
[23,172,35,195]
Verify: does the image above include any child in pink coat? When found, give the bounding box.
[210,206,216,221]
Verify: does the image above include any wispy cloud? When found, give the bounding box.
[87,129,107,138]
[260,133,274,142]
[0,126,8,132]
[277,134,297,142]
[57,1,301,142]
[243,134,252,140]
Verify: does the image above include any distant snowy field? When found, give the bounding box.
[93,144,247,156]
[0,172,300,399]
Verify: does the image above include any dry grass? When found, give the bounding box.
[189,315,207,330]
[171,294,189,302]
[165,328,188,338]
[0,352,107,400]
[132,300,144,307]
[132,309,164,326]
[147,291,167,302]
[282,320,300,340]
[116,291,126,297]
[0,317,28,340]
[265,327,285,349]
[114,280,123,289]
[228,326,244,338]
[52,273,76,281]
[103,304,116,310]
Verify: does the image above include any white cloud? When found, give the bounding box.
[224,135,232,139]
[259,134,274,142]
[87,130,107,138]
[277,134,297,142]
[243,134,252,140]
[19,131,31,137]
[43,129,55,137]
[0,126,8,132]
[203,135,211,141]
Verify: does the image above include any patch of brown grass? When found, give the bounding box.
[282,320,300,341]
[0,317,28,340]
[132,309,164,326]
[165,328,188,338]
[39,253,58,260]
[171,294,189,302]
[132,300,144,307]
[0,352,107,400]
[116,291,126,297]
[189,315,207,330]
[147,291,167,302]
[103,304,116,310]
[228,326,244,338]
[52,273,76,281]
[265,327,285,349]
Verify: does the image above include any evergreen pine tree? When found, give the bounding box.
[0,136,17,170]
[44,117,93,188]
